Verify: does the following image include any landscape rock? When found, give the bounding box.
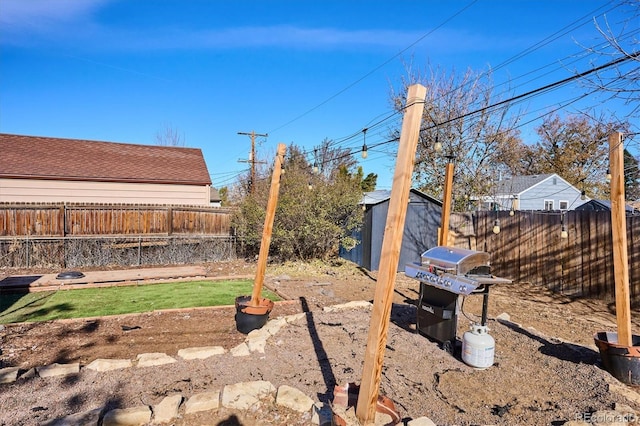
[136,352,176,367]
[177,346,226,360]
[153,394,183,422]
[407,417,438,426]
[0,366,20,384]
[36,363,80,378]
[323,301,372,312]
[276,384,314,413]
[222,380,276,410]
[230,342,251,357]
[184,391,220,414]
[246,336,267,353]
[102,406,151,426]
[85,358,132,372]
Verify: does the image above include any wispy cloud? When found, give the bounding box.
[0,1,519,55]
[1,0,108,29]
[0,0,110,45]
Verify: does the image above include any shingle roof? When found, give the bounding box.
[0,133,211,186]
[494,174,554,195]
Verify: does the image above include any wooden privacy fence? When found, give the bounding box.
[0,203,233,237]
[450,210,640,300]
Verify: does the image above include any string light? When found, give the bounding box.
[580,190,586,200]
[492,219,501,234]
[606,167,612,182]
[560,211,568,239]
[434,135,443,153]
[361,128,368,159]
[509,209,515,216]
[312,148,319,174]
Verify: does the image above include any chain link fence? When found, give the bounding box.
[0,235,236,269]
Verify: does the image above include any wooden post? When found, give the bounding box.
[609,131,632,346]
[356,84,426,425]
[439,159,454,246]
[251,143,286,306]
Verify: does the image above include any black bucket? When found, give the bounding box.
[235,310,270,334]
[234,296,274,334]
[594,331,640,385]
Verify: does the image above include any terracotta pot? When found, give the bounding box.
[234,296,274,334]
[594,331,640,385]
[332,382,400,426]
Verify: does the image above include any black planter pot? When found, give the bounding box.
[234,296,274,334]
[594,331,640,385]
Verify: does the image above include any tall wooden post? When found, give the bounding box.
[609,131,632,346]
[439,158,454,246]
[356,84,426,424]
[251,143,286,306]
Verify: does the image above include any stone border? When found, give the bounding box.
[7,306,625,426]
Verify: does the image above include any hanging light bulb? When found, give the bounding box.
[312,162,319,174]
[561,225,568,239]
[492,219,501,234]
[308,181,313,190]
[361,128,368,159]
[606,168,612,182]
[434,135,442,153]
[580,190,586,200]
[509,209,514,216]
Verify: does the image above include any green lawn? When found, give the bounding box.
[0,280,280,324]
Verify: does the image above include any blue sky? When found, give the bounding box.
[1,0,637,190]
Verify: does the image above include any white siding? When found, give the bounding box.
[0,178,209,205]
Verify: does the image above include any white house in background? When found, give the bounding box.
[477,173,589,211]
[0,133,213,205]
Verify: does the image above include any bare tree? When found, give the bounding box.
[391,66,525,210]
[531,112,628,198]
[581,0,640,114]
[155,124,186,147]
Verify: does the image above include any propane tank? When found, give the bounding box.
[462,323,495,369]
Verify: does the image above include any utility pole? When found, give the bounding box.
[238,131,268,195]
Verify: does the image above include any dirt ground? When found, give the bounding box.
[2,258,640,425]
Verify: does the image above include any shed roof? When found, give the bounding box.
[0,133,211,186]
[361,188,442,206]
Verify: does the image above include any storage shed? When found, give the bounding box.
[340,189,442,271]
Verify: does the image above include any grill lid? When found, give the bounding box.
[421,246,490,276]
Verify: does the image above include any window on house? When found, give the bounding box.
[559,200,568,210]
[544,200,554,210]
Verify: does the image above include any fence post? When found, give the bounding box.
[167,206,173,236]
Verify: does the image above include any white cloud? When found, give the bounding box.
[0,0,109,35]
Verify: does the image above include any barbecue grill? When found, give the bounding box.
[405,246,511,354]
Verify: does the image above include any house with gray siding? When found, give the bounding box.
[340,189,442,271]
[478,173,588,211]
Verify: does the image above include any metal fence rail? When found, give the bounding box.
[0,235,236,269]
